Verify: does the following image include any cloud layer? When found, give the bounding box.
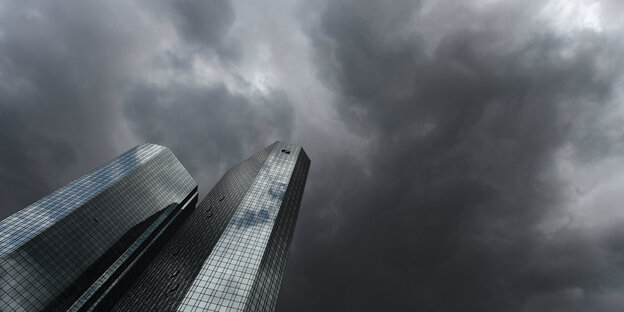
[1,0,624,311]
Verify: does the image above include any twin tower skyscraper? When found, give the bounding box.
[0,142,310,312]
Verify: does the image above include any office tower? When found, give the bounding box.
[0,141,309,312]
[114,141,310,312]
[0,144,198,312]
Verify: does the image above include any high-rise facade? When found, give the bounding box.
[0,141,309,312]
[0,144,198,312]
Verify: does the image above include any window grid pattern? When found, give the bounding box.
[68,195,194,312]
[0,144,162,256]
[112,143,274,312]
[0,144,197,312]
[177,142,304,312]
[84,191,197,311]
[244,149,310,312]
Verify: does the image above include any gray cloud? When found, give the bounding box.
[142,0,241,60]
[0,0,152,219]
[0,0,293,217]
[277,1,624,311]
[1,0,624,311]
[170,0,234,44]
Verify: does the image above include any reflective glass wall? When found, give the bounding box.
[0,144,197,311]
[113,143,274,311]
[177,142,310,312]
[0,141,309,312]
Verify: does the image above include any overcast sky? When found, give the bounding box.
[2,0,624,311]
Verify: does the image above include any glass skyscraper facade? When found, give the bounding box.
[0,144,198,312]
[177,142,308,312]
[0,141,309,312]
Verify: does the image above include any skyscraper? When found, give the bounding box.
[0,141,310,312]
[0,144,198,312]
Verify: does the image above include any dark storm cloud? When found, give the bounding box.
[0,0,288,217]
[121,0,294,195]
[170,0,234,44]
[143,0,241,60]
[278,1,624,311]
[0,112,76,220]
[0,0,149,219]
[2,0,624,311]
